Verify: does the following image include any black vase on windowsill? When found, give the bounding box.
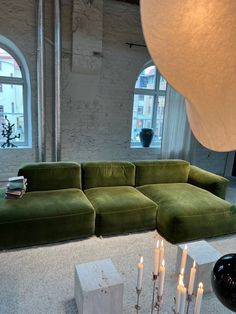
[139,128,154,148]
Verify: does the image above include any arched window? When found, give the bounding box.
[131,63,167,148]
[0,37,31,148]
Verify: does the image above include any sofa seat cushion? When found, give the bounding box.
[0,188,95,249]
[84,186,158,235]
[137,183,236,243]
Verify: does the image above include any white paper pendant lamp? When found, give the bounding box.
[140,0,236,151]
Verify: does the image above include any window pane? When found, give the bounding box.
[131,94,154,143]
[0,48,22,78]
[159,75,167,91]
[135,65,156,90]
[153,96,166,147]
[0,83,24,143]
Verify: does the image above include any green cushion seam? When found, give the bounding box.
[159,210,234,221]
[0,210,94,225]
[136,163,188,167]
[25,188,82,194]
[21,167,80,171]
[96,204,157,215]
[82,165,135,169]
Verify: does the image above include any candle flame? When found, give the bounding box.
[181,268,184,275]
[162,259,165,267]
[193,261,196,268]
[161,239,164,247]
[184,244,187,250]
[199,282,203,289]
[140,256,143,263]
[156,240,160,248]
[179,276,184,286]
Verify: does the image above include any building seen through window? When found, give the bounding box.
[131,64,167,147]
[0,47,26,145]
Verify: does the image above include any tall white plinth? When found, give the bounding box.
[176,240,221,293]
[74,258,124,314]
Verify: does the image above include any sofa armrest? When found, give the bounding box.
[188,165,228,199]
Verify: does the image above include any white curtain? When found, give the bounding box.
[161,84,193,161]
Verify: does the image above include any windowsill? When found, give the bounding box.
[130,145,161,149]
[0,145,32,150]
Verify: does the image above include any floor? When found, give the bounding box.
[0,231,234,314]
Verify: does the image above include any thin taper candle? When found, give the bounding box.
[194,282,204,314]
[153,240,160,276]
[137,256,144,290]
[159,239,164,273]
[180,267,184,282]
[179,282,187,314]
[158,259,165,297]
[188,261,196,295]
[176,275,184,313]
[180,244,187,274]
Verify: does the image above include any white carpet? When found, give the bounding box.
[0,231,235,314]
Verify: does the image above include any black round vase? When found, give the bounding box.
[211,254,236,312]
[139,128,154,147]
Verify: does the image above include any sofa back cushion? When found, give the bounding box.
[82,161,135,189]
[134,159,190,186]
[18,162,81,191]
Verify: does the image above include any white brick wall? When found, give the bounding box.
[0,0,231,180]
[0,0,37,180]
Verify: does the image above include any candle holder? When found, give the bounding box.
[171,295,194,314]
[154,294,163,313]
[151,273,158,314]
[186,293,193,314]
[135,287,142,314]
[172,297,178,314]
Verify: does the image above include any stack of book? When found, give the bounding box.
[5,176,27,199]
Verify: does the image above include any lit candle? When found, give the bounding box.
[194,282,204,314]
[180,267,184,282]
[159,239,164,273]
[153,240,160,276]
[188,261,196,296]
[158,259,165,297]
[180,244,187,274]
[175,274,184,313]
[137,256,144,290]
[179,281,187,314]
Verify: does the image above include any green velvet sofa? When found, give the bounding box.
[0,159,235,249]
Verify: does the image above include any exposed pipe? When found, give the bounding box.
[37,0,46,162]
[54,0,61,161]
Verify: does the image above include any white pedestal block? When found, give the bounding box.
[176,240,221,293]
[74,258,124,314]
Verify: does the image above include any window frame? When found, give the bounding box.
[131,62,167,148]
[0,42,30,148]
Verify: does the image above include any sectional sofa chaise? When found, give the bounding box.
[0,159,235,250]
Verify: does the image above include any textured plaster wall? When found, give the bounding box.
[0,0,232,180]
[192,139,233,176]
